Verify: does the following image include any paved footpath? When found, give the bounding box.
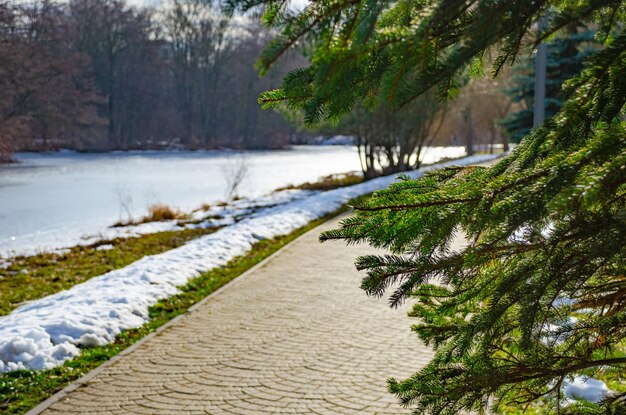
[37,214,434,415]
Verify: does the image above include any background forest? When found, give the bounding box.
[0,0,305,161]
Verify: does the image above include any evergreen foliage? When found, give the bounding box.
[501,28,596,143]
[227,0,626,413]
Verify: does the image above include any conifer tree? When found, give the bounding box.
[501,27,595,143]
[227,0,626,413]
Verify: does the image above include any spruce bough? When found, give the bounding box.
[227,0,626,413]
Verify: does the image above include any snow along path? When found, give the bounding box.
[0,154,498,373]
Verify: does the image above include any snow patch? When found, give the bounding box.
[95,244,114,251]
[564,376,611,403]
[0,154,498,372]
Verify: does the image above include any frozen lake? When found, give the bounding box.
[0,146,464,257]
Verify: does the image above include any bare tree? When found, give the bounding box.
[0,1,102,155]
[113,182,135,224]
[222,155,249,202]
[0,0,304,160]
[338,91,443,178]
[164,0,234,147]
[432,73,513,154]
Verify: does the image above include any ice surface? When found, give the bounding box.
[0,154,496,372]
[0,146,465,258]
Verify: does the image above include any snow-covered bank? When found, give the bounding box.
[0,154,498,373]
[0,146,361,258]
[0,187,317,260]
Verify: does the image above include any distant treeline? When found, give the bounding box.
[0,0,303,161]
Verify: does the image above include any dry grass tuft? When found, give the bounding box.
[276,172,364,192]
[144,204,184,222]
[195,203,212,212]
[113,204,189,227]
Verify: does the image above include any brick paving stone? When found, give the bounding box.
[40,214,436,414]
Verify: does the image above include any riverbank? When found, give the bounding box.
[0,173,362,316]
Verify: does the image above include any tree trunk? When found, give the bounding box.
[462,106,474,156]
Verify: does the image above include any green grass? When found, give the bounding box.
[0,228,218,316]
[0,208,346,415]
